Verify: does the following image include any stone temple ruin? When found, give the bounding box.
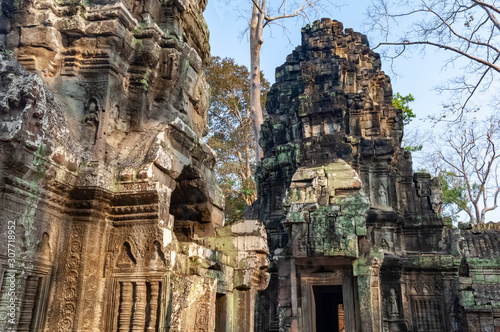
[0,0,499,329]
[251,18,500,332]
[0,0,269,331]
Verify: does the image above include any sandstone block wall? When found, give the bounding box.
[0,0,269,331]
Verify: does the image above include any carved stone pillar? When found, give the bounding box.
[112,284,121,332]
[169,275,216,332]
[132,282,146,331]
[118,282,133,332]
[357,271,374,331]
[17,275,40,331]
[371,261,383,332]
[147,281,159,331]
[356,258,383,332]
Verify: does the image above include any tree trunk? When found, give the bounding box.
[244,125,251,179]
[474,201,481,224]
[250,1,265,161]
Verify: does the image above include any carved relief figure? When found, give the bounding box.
[83,98,100,144]
[400,190,407,213]
[303,120,311,137]
[430,177,443,214]
[381,238,390,251]
[147,241,165,269]
[378,182,388,206]
[37,232,51,263]
[389,288,399,316]
[116,242,136,268]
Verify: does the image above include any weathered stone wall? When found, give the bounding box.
[0,0,269,331]
[253,18,500,332]
[459,222,500,332]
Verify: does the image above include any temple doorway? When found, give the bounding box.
[313,285,345,332]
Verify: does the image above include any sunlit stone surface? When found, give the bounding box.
[0,0,268,330]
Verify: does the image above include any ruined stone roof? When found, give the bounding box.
[259,18,404,175]
[472,284,500,307]
[460,222,500,259]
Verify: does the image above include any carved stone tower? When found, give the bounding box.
[0,0,268,331]
[253,19,500,332]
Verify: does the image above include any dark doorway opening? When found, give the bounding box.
[215,294,227,332]
[313,285,345,332]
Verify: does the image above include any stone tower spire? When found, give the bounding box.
[253,19,472,332]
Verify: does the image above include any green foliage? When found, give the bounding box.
[241,187,255,196]
[79,0,88,18]
[417,168,469,222]
[392,92,415,125]
[224,195,247,225]
[133,22,148,35]
[403,145,422,152]
[132,38,144,57]
[139,68,151,91]
[393,92,422,151]
[206,56,270,223]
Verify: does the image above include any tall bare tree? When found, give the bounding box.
[428,115,500,224]
[366,0,500,121]
[249,0,324,160]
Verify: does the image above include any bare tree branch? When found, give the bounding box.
[373,40,500,73]
[367,0,500,122]
[428,115,500,223]
[472,0,500,16]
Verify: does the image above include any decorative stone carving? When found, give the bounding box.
[37,232,51,263]
[389,288,399,317]
[430,177,443,214]
[147,241,165,269]
[58,223,85,332]
[116,242,136,269]
[0,0,268,330]
[378,182,389,206]
[83,98,100,144]
[1,0,499,329]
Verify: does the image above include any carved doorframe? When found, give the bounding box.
[300,270,356,332]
